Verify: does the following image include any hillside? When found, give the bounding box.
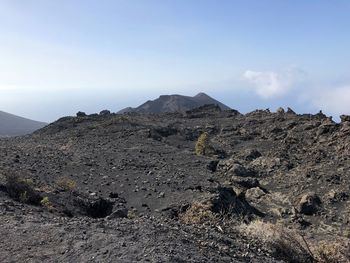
[0,110,47,137]
[0,106,349,262]
[118,92,231,113]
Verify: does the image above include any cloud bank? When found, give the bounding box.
[310,86,350,115]
[243,68,304,99]
[242,67,350,117]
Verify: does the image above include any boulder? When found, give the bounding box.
[276,107,285,114]
[297,193,321,215]
[287,107,296,114]
[325,190,349,204]
[76,111,87,117]
[228,163,250,177]
[316,110,327,119]
[107,207,128,219]
[245,187,266,201]
[100,110,111,116]
[207,160,219,172]
[217,158,235,172]
[245,149,262,161]
[251,157,281,171]
[204,186,264,217]
[340,115,350,123]
[231,177,260,189]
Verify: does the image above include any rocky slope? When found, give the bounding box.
[0,110,47,137]
[118,92,231,113]
[0,105,349,262]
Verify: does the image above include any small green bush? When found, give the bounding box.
[41,196,50,207]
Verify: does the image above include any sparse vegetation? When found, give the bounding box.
[343,229,350,239]
[315,241,350,263]
[180,201,216,224]
[40,196,51,207]
[195,132,209,156]
[240,220,350,263]
[21,178,34,186]
[127,209,137,219]
[240,220,315,263]
[56,176,76,191]
[4,173,42,205]
[19,191,28,203]
[1,99,350,262]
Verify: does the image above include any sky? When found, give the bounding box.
[0,0,350,122]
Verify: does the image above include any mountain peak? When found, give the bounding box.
[118,93,231,114]
[194,92,210,98]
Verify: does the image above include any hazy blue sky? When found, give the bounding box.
[1,0,350,121]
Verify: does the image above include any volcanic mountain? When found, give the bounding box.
[0,110,47,137]
[118,92,231,113]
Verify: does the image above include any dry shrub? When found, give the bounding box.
[315,240,350,263]
[195,132,209,156]
[241,220,350,263]
[56,177,76,191]
[343,229,350,239]
[240,220,314,263]
[127,209,137,219]
[180,201,216,225]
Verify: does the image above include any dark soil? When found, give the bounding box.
[0,105,349,262]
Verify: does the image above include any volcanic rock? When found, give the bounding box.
[297,193,321,215]
[99,110,111,116]
[340,115,350,123]
[76,111,87,117]
[0,104,349,262]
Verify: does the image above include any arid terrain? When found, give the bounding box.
[0,105,349,262]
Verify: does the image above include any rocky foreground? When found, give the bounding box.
[0,105,349,262]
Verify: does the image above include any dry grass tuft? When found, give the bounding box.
[180,201,216,225]
[314,240,350,263]
[127,209,138,219]
[56,177,77,191]
[240,220,350,263]
[240,220,314,263]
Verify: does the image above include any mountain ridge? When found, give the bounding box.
[118,92,231,114]
[0,110,47,137]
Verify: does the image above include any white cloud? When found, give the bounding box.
[243,68,304,99]
[0,84,19,92]
[310,86,350,115]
